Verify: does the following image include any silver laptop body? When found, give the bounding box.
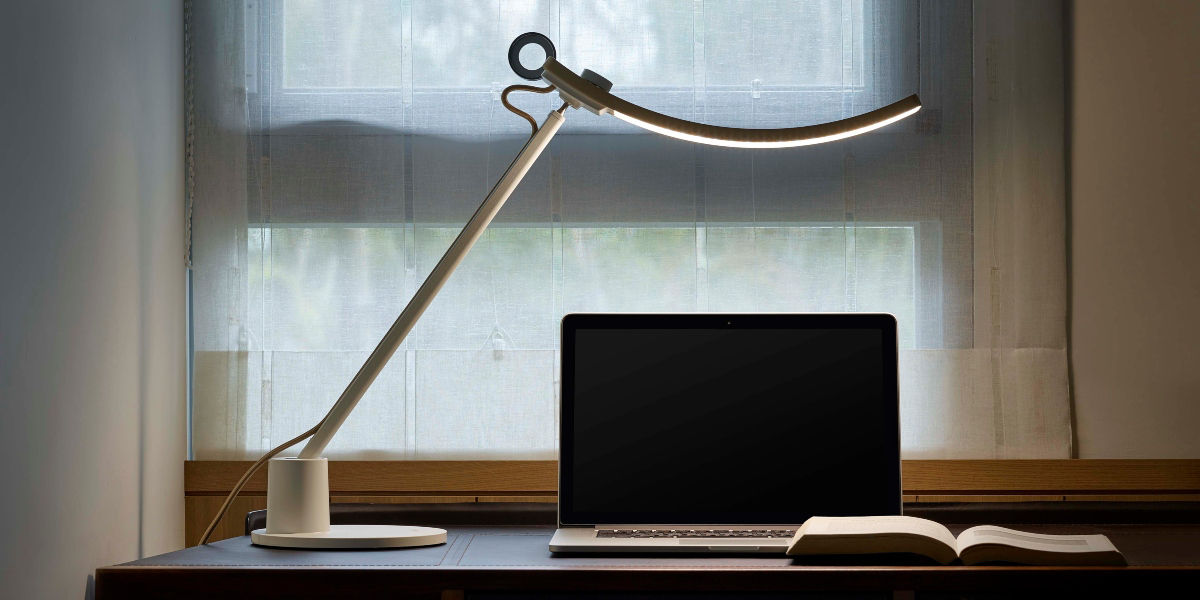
[549,313,901,554]
[550,524,798,553]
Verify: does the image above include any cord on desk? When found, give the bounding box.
[197,419,326,545]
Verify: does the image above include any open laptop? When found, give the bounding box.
[549,313,900,554]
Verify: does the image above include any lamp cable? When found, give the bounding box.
[501,84,556,136]
[197,417,327,545]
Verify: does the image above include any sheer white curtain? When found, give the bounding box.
[189,0,1069,459]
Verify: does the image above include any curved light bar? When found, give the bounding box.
[541,57,921,148]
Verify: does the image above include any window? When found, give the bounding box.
[190,1,1070,460]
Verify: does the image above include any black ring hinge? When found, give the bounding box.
[508,32,556,80]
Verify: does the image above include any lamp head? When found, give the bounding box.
[541,57,920,148]
[508,32,921,149]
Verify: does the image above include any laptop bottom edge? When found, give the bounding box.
[549,527,794,554]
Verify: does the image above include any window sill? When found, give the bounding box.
[184,459,1200,545]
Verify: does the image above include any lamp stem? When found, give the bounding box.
[298,110,567,459]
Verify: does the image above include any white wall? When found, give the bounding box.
[1071,0,1200,457]
[0,2,185,598]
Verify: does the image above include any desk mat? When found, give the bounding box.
[124,524,1200,568]
[458,532,794,567]
[128,533,459,567]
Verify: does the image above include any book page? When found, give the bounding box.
[789,516,959,564]
[956,526,1125,566]
[802,516,958,547]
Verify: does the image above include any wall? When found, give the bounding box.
[0,2,185,598]
[1071,0,1200,457]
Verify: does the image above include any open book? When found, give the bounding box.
[787,515,1126,566]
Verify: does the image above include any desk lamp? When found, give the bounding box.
[199,33,921,549]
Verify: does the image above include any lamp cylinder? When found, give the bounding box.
[265,457,330,534]
[255,456,448,548]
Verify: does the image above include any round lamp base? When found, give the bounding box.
[251,524,447,549]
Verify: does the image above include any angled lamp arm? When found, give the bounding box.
[298,107,567,458]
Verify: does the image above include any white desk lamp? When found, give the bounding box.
[199,33,921,549]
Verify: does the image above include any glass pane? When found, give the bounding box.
[413,227,555,350]
[706,226,849,312]
[562,227,698,313]
[704,0,863,88]
[282,0,406,88]
[263,350,407,457]
[558,0,695,87]
[853,225,916,347]
[412,0,550,88]
[414,350,556,457]
[249,227,407,352]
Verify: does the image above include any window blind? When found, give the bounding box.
[189,0,1069,459]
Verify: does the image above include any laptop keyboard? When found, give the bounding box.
[596,528,796,539]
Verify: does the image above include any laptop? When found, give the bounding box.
[549,313,900,554]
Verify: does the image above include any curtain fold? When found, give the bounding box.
[189,0,1069,460]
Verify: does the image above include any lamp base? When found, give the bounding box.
[251,524,447,549]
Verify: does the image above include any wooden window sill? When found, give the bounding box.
[185,459,1200,545]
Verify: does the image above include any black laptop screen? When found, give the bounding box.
[560,314,900,525]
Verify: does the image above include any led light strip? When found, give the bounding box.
[541,57,922,149]
[612,104,922,149]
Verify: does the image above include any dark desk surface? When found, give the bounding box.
[97,522,1200,599]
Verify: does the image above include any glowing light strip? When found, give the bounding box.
[540,58,922,149]
[612,105,922,149]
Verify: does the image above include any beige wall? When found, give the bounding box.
[1071,0,1200,457]
[0,1,185,597]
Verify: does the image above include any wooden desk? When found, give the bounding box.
[96,522,1200,599]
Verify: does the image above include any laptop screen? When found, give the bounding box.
[559,313,900,525]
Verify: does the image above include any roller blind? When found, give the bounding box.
[189,0,1070,459]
